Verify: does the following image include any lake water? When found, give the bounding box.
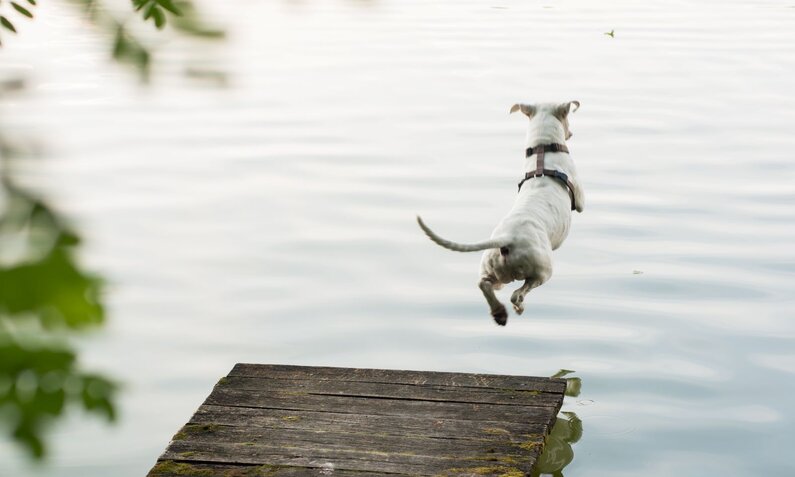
[1,0,794,475]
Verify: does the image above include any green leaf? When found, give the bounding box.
[143,3,156,20]
[110,24,152,81]
[0,183,105,330]
[172,22,225,39]
[157,0,181,15]
[26,0,38,6]
[0,16,16,33]
[111,26,126,59]
[10,2,34,19]
[152,7,165,29]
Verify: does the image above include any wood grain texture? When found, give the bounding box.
[147,364,565,477]
[231,364,567,394]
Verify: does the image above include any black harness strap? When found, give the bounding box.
[517,143,578,211]
[526,143,568,157]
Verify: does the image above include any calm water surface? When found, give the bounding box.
[1,0,794,475]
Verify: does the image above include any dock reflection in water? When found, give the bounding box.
[534,371,584,477]
[534,412,583,477]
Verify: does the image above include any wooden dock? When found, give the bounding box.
[147,364,566,476]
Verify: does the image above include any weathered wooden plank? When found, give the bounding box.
[231,363,566,393]
[167,422,543,456]
[161,440,540,476]
[216,376,563,408]
[191,405,552,441]
[206,387,557,424]
[149,461,400,477]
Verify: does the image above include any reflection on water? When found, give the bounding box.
[534,412,583,477]
[533,370,584,477]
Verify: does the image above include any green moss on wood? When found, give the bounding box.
[516,440,543,451]
[191,423,220,433]
[496,469,524,477]
[518,390,540,396]
[150,460,214,476]
[438,466,524,477]
[465,455,523,465]
[173,423,221,441]
[482,427,510,435]
[498,389,542,399]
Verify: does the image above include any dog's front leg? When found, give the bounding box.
[479,277,508,326]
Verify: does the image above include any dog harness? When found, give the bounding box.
[517,143,578,211]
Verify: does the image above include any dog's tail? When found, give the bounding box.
[416,216,510,252]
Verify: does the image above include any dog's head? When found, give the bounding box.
[510,101,580,140]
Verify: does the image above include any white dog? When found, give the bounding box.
[417,102,584,326]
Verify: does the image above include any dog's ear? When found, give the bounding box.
[556,101,581,118]
[510,103,535,117]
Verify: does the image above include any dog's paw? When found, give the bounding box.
[513,303,524,315]
[492,306,508,326]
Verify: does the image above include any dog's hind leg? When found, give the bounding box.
[511,257,553,315]
[510,280,534,315]
[479,277,508,326]
[511,277,548,314]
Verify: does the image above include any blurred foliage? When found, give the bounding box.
[2,0,224,81]
[0,338,116,459]
[133,0,182,29]
[0,1,38,46]
[0,179,104,330]
[73,0,225,81]
[0,164,116,459]
[0,0,225,461]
